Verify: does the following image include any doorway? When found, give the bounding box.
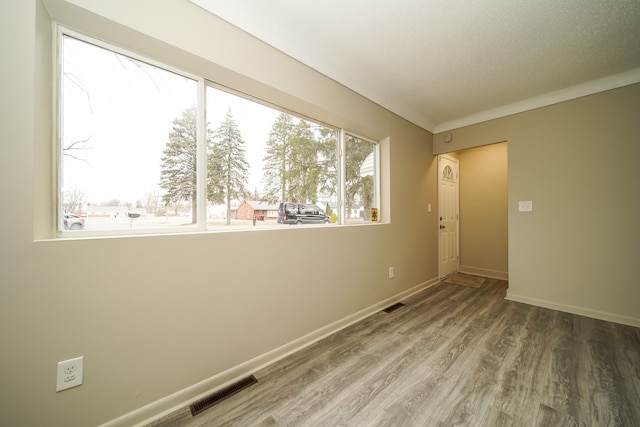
[437,143,508,281]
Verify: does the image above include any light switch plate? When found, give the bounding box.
[518,201,533,212]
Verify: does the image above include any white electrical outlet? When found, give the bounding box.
[518,200,533,212]
[56,356,84,392]
[389,267,394,279]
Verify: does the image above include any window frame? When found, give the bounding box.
[54,25,383,238]
[204,80,343,227]
[55,25,207,237]
[341,130,381,224]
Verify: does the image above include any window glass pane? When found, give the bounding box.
[60,34,197,232]
[206,86,338,228]
[344,134,378,223]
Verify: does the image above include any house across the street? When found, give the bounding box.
[234,200,279,221]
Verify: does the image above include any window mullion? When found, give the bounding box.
[197,78,207,230]
[374,141,381,222]
[338,129,346,225]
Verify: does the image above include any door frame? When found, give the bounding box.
[438,154,460,279]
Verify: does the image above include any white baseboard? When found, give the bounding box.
[505,291,640,328]
[459,265,508,280]
[101,276,441,427]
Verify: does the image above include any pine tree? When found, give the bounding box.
[159,106,198,223]
[262,113,295,203]
[315,126,338,200]
[344,134,375,220]
[288,119,319,203]
[208,108,250,225]
[262,113,336,205]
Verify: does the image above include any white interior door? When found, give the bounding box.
[438,155,459,279]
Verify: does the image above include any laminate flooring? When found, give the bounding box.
[148,278,640,427]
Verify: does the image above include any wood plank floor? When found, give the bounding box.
[148,279,640,427]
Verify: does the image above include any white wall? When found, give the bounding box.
[0,1,437,426]
[435,84,640,327]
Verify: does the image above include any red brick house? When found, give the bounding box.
[234,200,279,221]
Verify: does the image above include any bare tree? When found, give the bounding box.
[144,191,160,215]
[63,188,86,214]
[63,136,93,163]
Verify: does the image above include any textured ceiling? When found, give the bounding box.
[190,0,640,133]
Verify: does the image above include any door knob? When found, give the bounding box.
[440,225,445,229]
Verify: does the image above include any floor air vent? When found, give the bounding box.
[383,302,405,313]
[189,375,258,416]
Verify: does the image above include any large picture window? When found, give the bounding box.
[57,28,380,236]
[59,32,199,233]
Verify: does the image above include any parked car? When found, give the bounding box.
[63,213,85,230]
[278,202,330,224]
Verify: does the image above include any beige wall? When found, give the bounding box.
[3,1,638,426]
[435,84,640,327]
[0,1,437,426]
[456,143,508,279]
